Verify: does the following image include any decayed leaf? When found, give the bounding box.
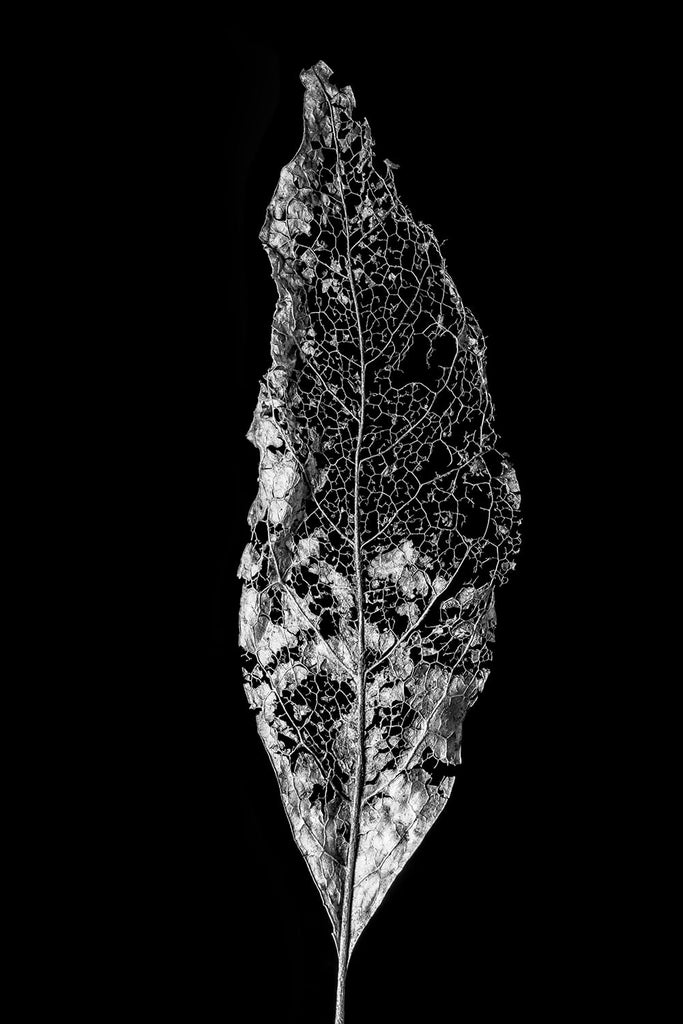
[238,60,521,1021]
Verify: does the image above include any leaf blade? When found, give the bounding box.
[238,57,521,998]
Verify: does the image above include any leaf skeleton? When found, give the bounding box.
[238,60,521,1024]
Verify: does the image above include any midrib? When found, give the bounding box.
[316,79,367,1024]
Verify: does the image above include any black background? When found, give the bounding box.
[101,19,642,1022]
